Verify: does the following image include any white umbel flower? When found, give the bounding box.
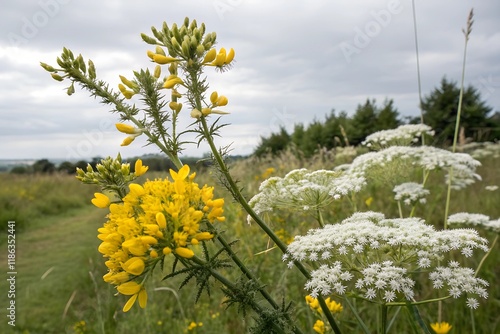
[362,124,435,149]
[393,182,430,205]
[285,211,489,306]
[247,168,366,223]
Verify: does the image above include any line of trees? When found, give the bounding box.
[254,77,499,158]
[9,155,213,175]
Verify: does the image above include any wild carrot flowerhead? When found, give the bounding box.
[284,212,489,308]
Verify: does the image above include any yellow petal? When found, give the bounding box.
[138,288,148,308]
[169,164,190,182]
[91,193,110,208]
[117,281,142,295]
[225,48,235,64]
[216,96,228,106]
[123,294,138,312]
[202,48,217,64]
[163,77,184,89]
[210,91,218,104]
[153,54,178,64]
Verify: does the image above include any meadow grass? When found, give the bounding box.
[0,151,499,333]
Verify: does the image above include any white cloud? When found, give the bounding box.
[1,0,499,160]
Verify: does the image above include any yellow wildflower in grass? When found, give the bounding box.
[325,297,343,314]
[306,295,343,314]
[430,322,452,334]
[313,320,325,334]
[96,164,225,311]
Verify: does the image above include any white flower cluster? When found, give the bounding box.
[462,141,500,159]
[485,185,498,192]
[430,262,488,309]
[284,212,489,306]
[393,182,430,205]
[448,212,500,233]
[247,169,366,223]
[338,146,481,190]
[362,124,435,149]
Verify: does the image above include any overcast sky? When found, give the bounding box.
[1,0,499,161]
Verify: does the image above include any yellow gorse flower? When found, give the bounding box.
[306,295,343,314]
[91,192,110,208]
[96,164,225,312]
[313,320,325,334]
[115,123,143,146]
[430,322,452,334]
[134,159,148,177]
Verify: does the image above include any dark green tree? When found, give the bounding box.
[376,99,401,131]
[419,77,495,144]
[58,161,76,174]
[254,127,291,157]
[350,98,400,145]
[32,159,55,174]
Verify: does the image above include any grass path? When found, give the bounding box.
[0,207,105,334]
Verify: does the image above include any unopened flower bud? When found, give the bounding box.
[216,96,228,106]
[196,44,205,56]
[51,73,64,81]
[153,65,161,79]
[121,136,136,146]
[190,108,202,119]
[155,46,166,56]
[210,91,218,104]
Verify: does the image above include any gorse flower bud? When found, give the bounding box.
[115,123,140,135]
[153,65,161,78]
[119,75,138,90]
[51,73,64,81]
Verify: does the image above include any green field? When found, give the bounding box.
[0,151,499,333]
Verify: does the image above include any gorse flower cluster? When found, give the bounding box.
[284,212,489,307]
[92,163,225,311]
